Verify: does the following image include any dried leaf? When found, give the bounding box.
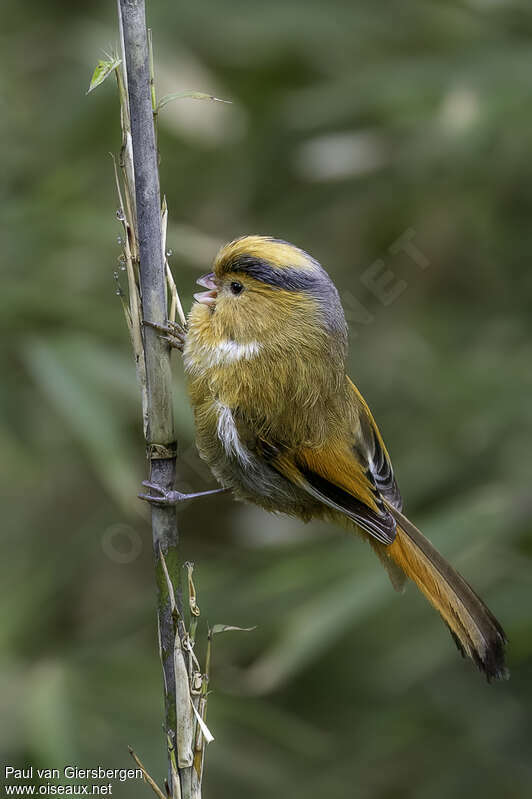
[185,562,200,617]
[174,635,194,768]
[191,699,214,744]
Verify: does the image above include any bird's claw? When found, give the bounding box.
[139,481,229,506]
[143,319,187,351]
[138,481,185,506]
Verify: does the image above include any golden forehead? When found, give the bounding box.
[214,235,315,273]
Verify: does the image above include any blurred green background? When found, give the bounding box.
[2,1,532,797]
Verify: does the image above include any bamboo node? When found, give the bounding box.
[147,442,178,460]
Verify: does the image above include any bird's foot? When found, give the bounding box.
[139,481,228,506]
[143,319,187,352]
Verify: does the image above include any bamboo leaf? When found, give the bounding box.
[157,91,231,111]
[211,624,257,635]
[244,574,386,694]
[191,700,215,745]
[22,337,140,516]
[87,57,122,94]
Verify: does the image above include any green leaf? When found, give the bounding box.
[22,336,140,516]
[157,91,231,112]
[244,573,387,694]
[87,57,121,94]
[211,624,257,635]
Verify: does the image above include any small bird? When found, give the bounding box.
[142,235,507,681]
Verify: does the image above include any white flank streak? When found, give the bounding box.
[216,402,252,466]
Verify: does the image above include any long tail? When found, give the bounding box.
[381,503,508,681]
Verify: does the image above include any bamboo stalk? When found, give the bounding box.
[117,0,185,791]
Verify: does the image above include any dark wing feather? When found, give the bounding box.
[359,412,403,511]
[349,378,403,511]
[259,443,397,547]
[297,465,397,545]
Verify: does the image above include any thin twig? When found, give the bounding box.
[128,747,167,799]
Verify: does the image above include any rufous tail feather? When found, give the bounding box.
[381,503,508,681]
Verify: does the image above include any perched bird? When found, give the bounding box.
[142,235,507,681]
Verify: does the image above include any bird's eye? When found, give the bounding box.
[230,281,244,295]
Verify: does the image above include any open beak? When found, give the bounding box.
[194,272,217,306]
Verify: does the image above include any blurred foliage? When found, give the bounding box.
[2,1,532,797]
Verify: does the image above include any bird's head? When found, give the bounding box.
[189,235,348,363]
